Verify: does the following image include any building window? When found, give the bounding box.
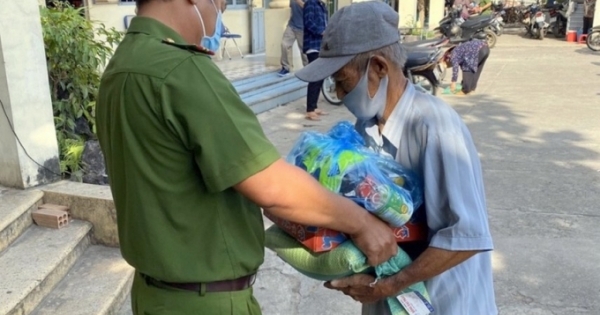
[226,0,248,7]
[120,0,136,3]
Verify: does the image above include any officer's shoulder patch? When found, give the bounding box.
[161,39,215,56]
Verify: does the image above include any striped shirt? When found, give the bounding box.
[358,83,498,315]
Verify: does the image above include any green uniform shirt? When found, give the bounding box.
[96,17,280,283]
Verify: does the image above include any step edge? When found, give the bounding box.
[231,71,279,87]
[237,76,300,98]
[4,222,92,315]
[0,190,43,248]
[104,272,134,315]
[235,76,295,95]
[244,82,307,106]
[0,199,38,254]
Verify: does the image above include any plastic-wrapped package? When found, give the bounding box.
[265,226,433,315]
[287,121,423,227]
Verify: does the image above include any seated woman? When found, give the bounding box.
[449,39,490,95]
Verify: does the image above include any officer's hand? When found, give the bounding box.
[349,214,397,266]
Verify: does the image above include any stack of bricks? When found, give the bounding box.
[32,204,71,229]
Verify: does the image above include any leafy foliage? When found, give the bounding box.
[40,1,122,178]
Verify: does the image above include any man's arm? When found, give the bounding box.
[163,57,397,266]
[478,0,492,11]
[295,0,305,8]
[234,159,398,266]
[325,247,481,303]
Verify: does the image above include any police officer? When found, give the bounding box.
[96,0,398,314]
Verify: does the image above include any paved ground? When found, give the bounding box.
[252,34,600,314]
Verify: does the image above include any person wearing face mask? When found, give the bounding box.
[296,2,497,315]
[96,0,399,314]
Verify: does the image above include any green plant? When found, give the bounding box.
[40,1,122,178]
[60,139,85,181]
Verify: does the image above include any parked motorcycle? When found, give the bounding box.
[403,38,457,95]
[522,3,547,40]
[436,8,498,48]
[587,25,600,51]
[489,3,506,36]
[548,2,568,38]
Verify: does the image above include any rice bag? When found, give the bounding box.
[265,226,432,315]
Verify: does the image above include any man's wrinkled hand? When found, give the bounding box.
[350,214,397,266]
[324,274,396,304]
[450,82,457,93]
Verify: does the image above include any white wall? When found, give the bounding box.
[0,0,61,188]
[87,2,253,53]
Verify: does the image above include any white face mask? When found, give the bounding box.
[194,0,223,52]
[342,60,389,121]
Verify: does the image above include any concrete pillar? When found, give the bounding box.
[270,0,289,8]
[264,8,304,70]
[428,0,445,28]
[399,0,418,28]
[337,0,352,8]
[0,0,61,189]
[594,1,600,27]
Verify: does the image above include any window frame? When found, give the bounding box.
[226,0,249,9]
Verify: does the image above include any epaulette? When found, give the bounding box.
[161,38,215,56]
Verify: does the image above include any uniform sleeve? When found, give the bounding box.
[421,125,493,251]
[160,56,281,193]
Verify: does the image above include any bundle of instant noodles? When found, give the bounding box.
[264,121,425,252]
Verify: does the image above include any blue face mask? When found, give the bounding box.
[194,1,223,52]
[342,60,389,121]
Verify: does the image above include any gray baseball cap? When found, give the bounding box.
[295,1,400,83]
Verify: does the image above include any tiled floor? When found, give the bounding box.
[214,53,279,81]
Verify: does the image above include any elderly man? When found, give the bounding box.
[295,2,497,315]
[96,0,398,314]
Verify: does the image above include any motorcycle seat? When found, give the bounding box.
[405,50,436,69]
[403,38,448,52]
[402,38,441,48]
[462,15,492,29]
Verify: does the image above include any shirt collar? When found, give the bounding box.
[381,82,416,146]
[354,82,416,158]
[126,16,188,45]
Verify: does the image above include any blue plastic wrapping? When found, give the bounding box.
[287,121,423,227]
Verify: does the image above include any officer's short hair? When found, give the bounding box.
[136,0,172,8]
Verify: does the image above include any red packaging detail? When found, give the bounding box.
[265,211,428,253]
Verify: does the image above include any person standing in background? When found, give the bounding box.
[302,0,328,120]
[278,0,309,76]
[449,39,490,95]
[584,0,596,34]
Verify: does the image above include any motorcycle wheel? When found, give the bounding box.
[587,30,600,51]
[321,76,343,105]
[549,23,564,38]
[484,29,498,48]
[411,73,437,96]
